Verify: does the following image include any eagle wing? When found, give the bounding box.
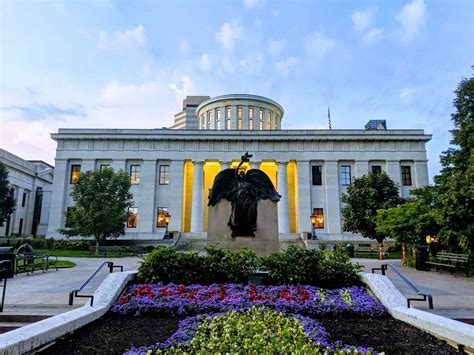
[246,169,281,202]
[208,168,238,206]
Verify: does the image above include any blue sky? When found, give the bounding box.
[1,0,473,181]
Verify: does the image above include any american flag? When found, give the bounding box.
[328,107,332,130]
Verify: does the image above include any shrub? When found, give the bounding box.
[138,245,361,288]
[52,239,91,250]
[261,245,362,288]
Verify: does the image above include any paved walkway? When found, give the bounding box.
[355,258,474,321]
[2,257,140,316]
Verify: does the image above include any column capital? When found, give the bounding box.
[193,160,205,165]
[276,160,289,165]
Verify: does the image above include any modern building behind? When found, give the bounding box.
[46,94,431,242]
[0,148,54,237]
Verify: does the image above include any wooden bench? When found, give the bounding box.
[426,252,471,277]
[88,246,125,256]
[355,243,389,258]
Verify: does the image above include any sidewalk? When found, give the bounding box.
[355,258,474,322]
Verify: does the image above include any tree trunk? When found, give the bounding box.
[402,242,406,265]
[378,241,385,260]
[95,239,100,255]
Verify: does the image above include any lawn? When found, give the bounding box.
[354,250,403,259]
[35,249,134,258]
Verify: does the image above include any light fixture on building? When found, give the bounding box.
[164,212,172,239]
[310,214,318,240]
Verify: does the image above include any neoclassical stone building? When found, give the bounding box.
[46,94,431,242]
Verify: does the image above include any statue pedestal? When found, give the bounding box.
[207,200,279,256]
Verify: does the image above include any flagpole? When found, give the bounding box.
[328,106,332,130]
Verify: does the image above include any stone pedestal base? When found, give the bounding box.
[207,200,279,256]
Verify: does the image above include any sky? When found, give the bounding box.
[0,0,473,182]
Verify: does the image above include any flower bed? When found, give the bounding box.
[125,307,373,354]
[112,283,386,318]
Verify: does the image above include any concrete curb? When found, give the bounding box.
[360,272,474,351]
[0,270,136,355]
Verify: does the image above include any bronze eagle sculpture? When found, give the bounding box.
[208,152,281,237]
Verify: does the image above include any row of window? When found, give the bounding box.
[311,165,412,186]
[69,164,170,185]
[201,106,274,130]
[127,207,168,228]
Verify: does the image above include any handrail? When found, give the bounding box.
[68,261,123,306]
[372,264,433,309]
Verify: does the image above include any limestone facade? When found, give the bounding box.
[0,149,54,237]
[46,94,431,242]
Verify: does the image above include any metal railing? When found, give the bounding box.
[372,264,433,309]
[69,261,123,306]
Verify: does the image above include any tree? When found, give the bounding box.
[434,73,474,252]
[59,167,133,253]
[341,171,403,259]
[376,186,442,265]
[0,162,16,228]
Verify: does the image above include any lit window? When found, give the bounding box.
[340,165,351,186]
[216,109,221,129]
[249,107,254,119]
[401,166,412,186]
[207,112,212,129]
[130,165,140,185]
[249,118,253,130]
[156,207,169,228]
[127,207,138,228]
[159,165,170,185]
[371,165,382,174]
[70,165,81,184]
[259,109,264,130]
[312,165,322,186]
[311,208,324,229]
[268,112,272,130]
[226,107,231,130]
[237,106,242,130]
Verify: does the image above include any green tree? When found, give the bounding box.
[59,167,133,253]
[434,74,474,252]
[376,186,442,264]
[341,171,403,259]
[0,162,16,228]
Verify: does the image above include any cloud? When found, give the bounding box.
[275,57,300,75]
[199,53,212,71]
[267,38,286,56]
[362,27,384,44]
[352,9,374,32]
[3,103,86,119]
[396,0,427,42]
[168,75,193,102]
[216,20,243,50]
[304,32,336,61]
[243,0,266,9]
[98,25,145,52]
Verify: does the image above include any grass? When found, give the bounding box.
[35,249,134,258]
[354,250,403,259]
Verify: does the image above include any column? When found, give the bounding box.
[324,161,342,235]
[81,159,95,172]
[138,160,156,234]
[386,161,401,187]
[112,159,126,173]
[355,160,369,177]
[47,159,68,237]
[209,110,215,130]
[263,108,269,131]
[168,160,184,232]
[190,161,204,232]
[277,161,290,234]
[230,105,238,129]
[414,160,429,187]
[242,106,249,130]
[220,161,231,170]
[250,162,259,170]
[296,160,312,234]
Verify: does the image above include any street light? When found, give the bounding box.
[310,214,317,240]
[164,212,172,239]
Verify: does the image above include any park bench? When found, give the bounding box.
[355,243,389,258]
[88,245,125,257]
[426,252,471,277]
[15,244,58,275]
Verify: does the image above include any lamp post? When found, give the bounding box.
[310,214,317,239]
[164,212,171,239]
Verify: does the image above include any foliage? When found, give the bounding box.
[341,171,403,246]
[260,245,361,288]
[0,161,16,227]
[58,167,133,253]
[138,245,361,288]
[376,186,442,246]
[125,307,374,354]
[112,283,386,319]
[434,74,474,252]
